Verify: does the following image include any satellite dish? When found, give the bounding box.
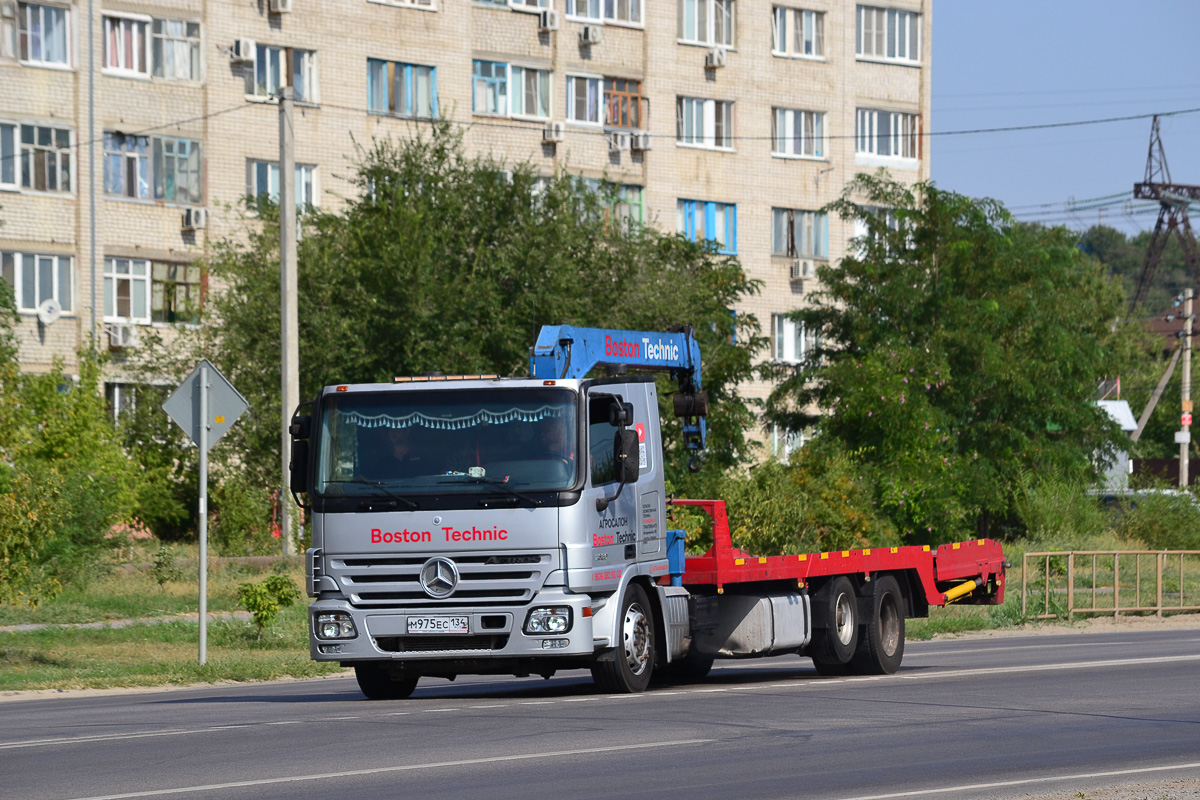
[36,298,62,326]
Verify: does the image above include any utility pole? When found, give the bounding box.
[279,87,299,556]
[1181,288,1195,487]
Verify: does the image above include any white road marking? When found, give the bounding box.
[833,760,1200,800]
[6,653,1199,751]
[64,739,715,800]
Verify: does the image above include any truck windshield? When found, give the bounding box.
[314,387,579,496]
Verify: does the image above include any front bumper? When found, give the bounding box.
[309,587,594,662]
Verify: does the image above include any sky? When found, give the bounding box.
[931,1,1200,237]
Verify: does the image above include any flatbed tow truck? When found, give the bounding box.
[289,325,1007,697]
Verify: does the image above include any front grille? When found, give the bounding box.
[375,635,509,653]
[329,552,553,608]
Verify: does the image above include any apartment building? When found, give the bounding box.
[0,0,930,449]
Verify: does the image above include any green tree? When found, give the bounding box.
[765,174,1133,542]
[140,121,763,495]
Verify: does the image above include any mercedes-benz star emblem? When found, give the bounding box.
[419,557,460,598]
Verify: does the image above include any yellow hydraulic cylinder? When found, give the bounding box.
[943,579,979,604]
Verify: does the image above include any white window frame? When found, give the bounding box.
[252,46,319,104]
[856,5,921,64]
[603,0,642,26]
[510,65,551,120]
[20,122,73,194]
[770,423,806,459]
[566,74,602,126]
[676,97,733,150]
[105,382,137,421]
[102,13,150,78]
[246,159,318,210]
[151,18,202,82]
[771,7,824,59]
[367,0,436,9]
[0,122,16,189]
[509,0,551,10]
[17,3,70,68]
[772,313,806,364]
[565,0,602,21]
[1,10,15,60]
[772,108,825,159]
[855,107,919,164]
[103,257,151,324]
[2,251,74,314]
[677,0,734,47]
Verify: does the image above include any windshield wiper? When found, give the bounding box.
[324,479,419,509]
[438,476,543,507]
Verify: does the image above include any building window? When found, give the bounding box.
[511,0,551,9]
[857,5,920,64]
[604,0,642,24]
[472,60,507,116]
[0,123,16,189]
[772,313,805,363]
[772,208,828,258]
[1,9,15,60]
[565,0,601,20]
[18,3,69,66]
[254,46,317,103]
[103,15,148,76]
[678,0,734,46]
[103,132,150,199]
[604,78,643,129]
[2,251,73,313]
[104,257,150,324]
[610,184,643,231]
[677,199,736,255]
[771,7,823,58]
[770,423,805,459]
[510,66,550,119]
[772,108,824,158]
[676,97,733,149]
[367,59,437,120]
[153,136,202,203]
[856,108,919,160]
[566,75,601,125]
[105,382,137,421]
[152,262,202,323]
[20,123,72,193]
[247,160,317,209]
[152,19,201,81]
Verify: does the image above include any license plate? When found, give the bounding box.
[407,615,469,634]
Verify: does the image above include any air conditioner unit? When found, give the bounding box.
[231,39,256,62]
[269,0,293,12]
[538,8,559,31]
[790,259,814,280]
[608,131,630,153]
[580,25,603,45]
[182,207,207,231]
[705,47,726,69]
[630,131,652,151]
[0,1,16,19]
[109,325,140,350]
[543,121,565,144]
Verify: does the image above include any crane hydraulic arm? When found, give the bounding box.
[530,324,709,466]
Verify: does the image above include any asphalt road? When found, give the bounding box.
[3,628,1200,800]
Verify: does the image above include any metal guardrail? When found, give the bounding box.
[1022,550,1200,620]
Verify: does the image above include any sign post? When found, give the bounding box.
[163,360,249,666]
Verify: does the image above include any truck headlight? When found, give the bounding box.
[524,606,572,635]
[314,612,357,640]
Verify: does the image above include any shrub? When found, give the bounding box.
[1115,491,1200,550]
[211,473,274,556]
[1013,474,1108,551]
[237,575,302,638]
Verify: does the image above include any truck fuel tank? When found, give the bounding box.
[691,592,811,657]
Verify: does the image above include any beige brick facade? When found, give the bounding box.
[1,0,929,442]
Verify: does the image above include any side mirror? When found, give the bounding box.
[615,429,639,483]
[289,413,312,439]
[289,439,310,494]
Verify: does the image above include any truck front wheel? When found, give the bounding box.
[354,663,419,700]
[810,576,858,672]
[849,575,905,674]
[591,583,655,693]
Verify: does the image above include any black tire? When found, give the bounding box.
[653,650,714,685]
[354,663,419,700]
[811,658,851,676]
[591,583,656,693]
[849,575,905,675]
[809,576,858,670]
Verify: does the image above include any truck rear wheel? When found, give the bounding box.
[591,583,655,693]
[810,576,858,671]
[354,663,419,700]
[850,575,905,674]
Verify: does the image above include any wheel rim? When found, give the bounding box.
[622,602,652,676]
[879,594,901,657]
[834,591,855,646]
